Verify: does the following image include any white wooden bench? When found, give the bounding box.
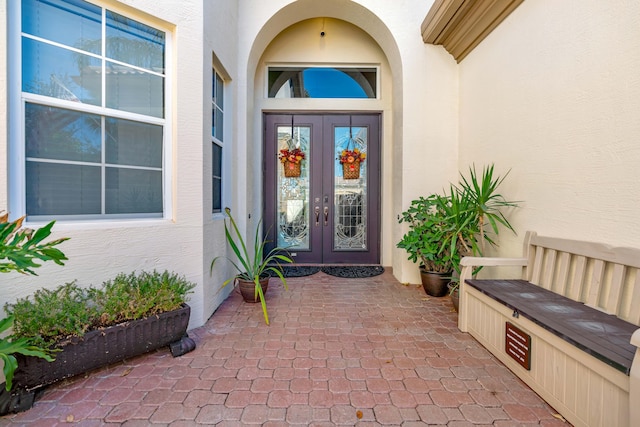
[458,231,640,427]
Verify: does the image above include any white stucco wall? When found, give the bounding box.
[458,0,640,258]
[0,0,237,330]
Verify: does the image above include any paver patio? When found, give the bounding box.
[0,270,569,426]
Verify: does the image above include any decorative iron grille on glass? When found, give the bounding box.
[334,116,368,250]
[277,117,310,249]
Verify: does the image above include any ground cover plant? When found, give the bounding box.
[6,270,195,349]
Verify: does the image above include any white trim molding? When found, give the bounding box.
[421,0,523,62]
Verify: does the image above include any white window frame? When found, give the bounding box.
[8,0,173,222]
[265,64,381,100]
[212,67,224,215]
[212,55,232,218]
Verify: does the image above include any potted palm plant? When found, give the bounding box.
[210,207,293,325]
[446,164,520,310]
[398,164,519,301]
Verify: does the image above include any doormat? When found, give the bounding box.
[268,265,322,278]
[321,265,384,278]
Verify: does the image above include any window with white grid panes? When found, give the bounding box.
[212,68,224,213]
[20,0,167,219]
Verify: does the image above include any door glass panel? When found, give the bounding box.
[334,126,367,250]
[277,125,310,249]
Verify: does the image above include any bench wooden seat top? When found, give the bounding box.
[466,279,637,375]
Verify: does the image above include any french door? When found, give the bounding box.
[264,113,380,264]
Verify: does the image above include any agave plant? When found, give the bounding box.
[210,208,293,325]
[456,164,520,255]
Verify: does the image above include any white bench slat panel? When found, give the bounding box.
[575,363,590,424]
[565,355,579,419]
[587,375,603,425]
[529,234,640,269]
[607,264,626,316]
[570,255,587,302]
[531,246,545,284]
[542,249,557,291]
[551,341,566,398]
[522,231,536,281]
[603,377,626,427]
[555,252,571,296]
[628,273,640,325]
[586,259,606,309]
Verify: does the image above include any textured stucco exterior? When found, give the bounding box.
[458,0,640,260]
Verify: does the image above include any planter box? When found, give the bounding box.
[3,304,193,414]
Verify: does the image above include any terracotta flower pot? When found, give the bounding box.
[236,276,270,303]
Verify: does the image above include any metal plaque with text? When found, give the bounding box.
[505,322,531,370]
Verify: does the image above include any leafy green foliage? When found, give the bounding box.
[456,164,520,254]
[1,212,68,391]
[93,271,196,325]
[210,207,293,325]
[0,316,56,391]
[7,282,97,348]
[0,213,69,275]
[397,195,456,273]
[5,271,195,350]
[398,164,519,283]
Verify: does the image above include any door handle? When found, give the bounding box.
[324,206,329,226]
[315,206,320,226]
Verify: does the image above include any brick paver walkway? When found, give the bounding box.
[1,270,568,426]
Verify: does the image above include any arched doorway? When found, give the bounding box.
[245,7,403,269]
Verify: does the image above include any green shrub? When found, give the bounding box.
[92,270,196,325]
[7,282,98,347]
[5,270,195,348]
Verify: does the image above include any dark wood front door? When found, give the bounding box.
[264,113,380,264]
